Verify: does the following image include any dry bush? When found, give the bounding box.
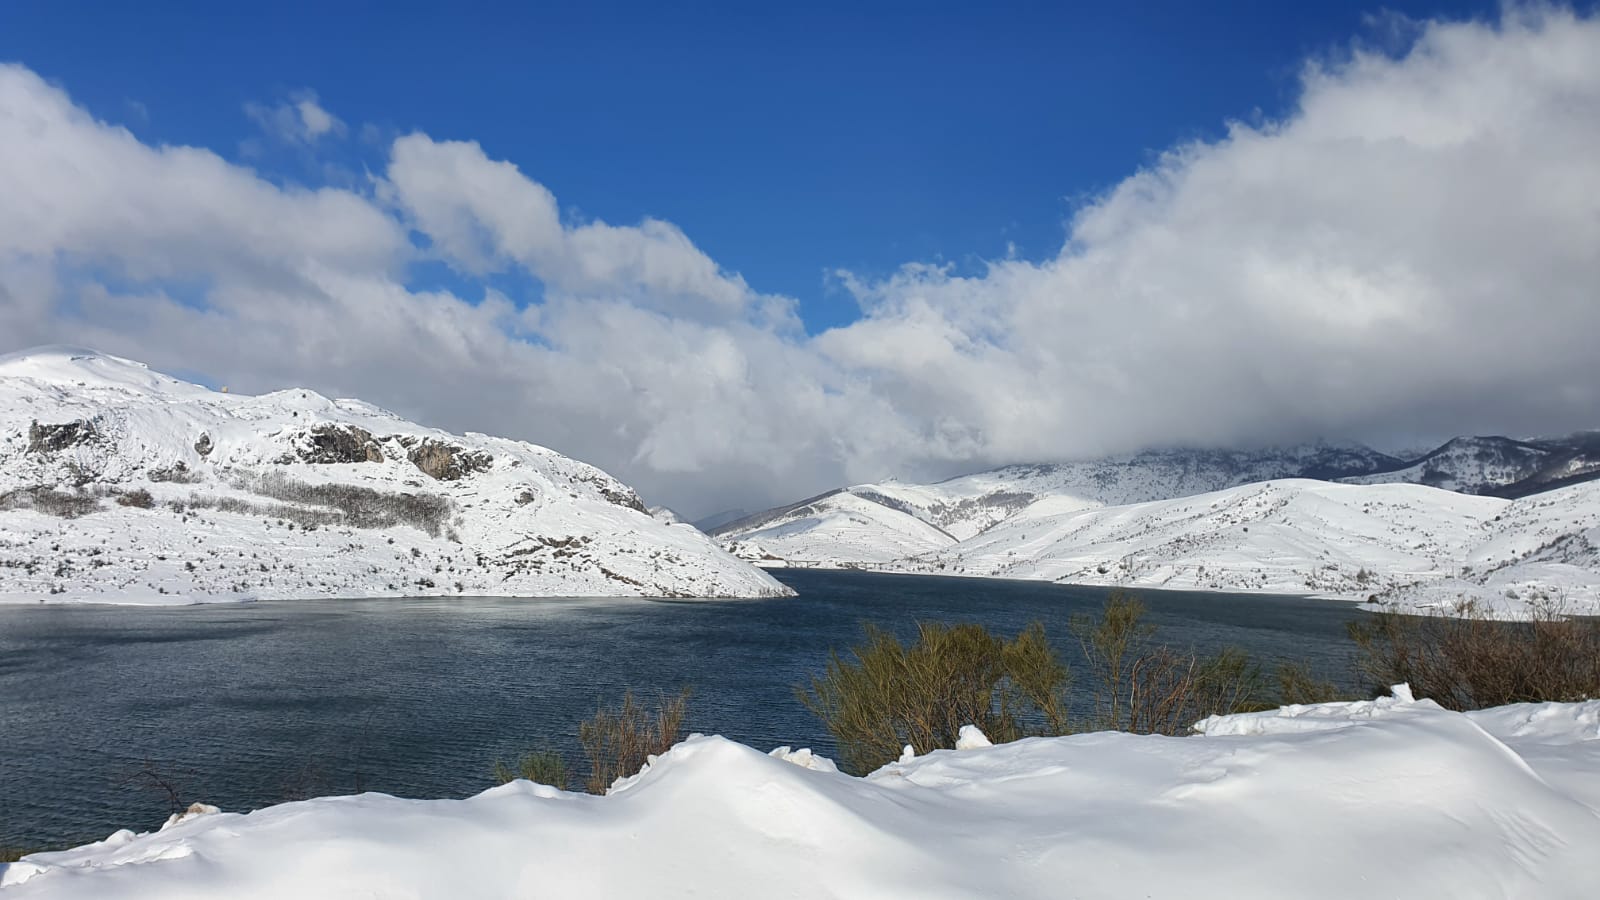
[182,493,341,529]
[1348,603,1600,710]
[579,689,690,794]
[118,759,190,817]
[114,488,156,509]
[0,487,101,518]
[1275,661,1352,705]
[1070,593,1269,734]
[492,751,570,791]
[242,472,451,536]
[798,621,1070,774]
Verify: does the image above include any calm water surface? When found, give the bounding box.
[0,570,1366,848]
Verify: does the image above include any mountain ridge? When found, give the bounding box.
[713,434,1600,617]
[0,347,790,603]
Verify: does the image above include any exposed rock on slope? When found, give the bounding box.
[1340,433,1600,497]
[0,347,789,603]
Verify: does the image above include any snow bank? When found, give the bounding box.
[6,693,1598,898]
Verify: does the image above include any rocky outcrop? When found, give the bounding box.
[284,424,386,465]
[194,433,213,457]
[402,437,493,481]
[575,474,648,513]
[26,419,99,454]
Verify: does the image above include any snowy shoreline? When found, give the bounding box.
[5,688,1597,899]
[0,589,783,608]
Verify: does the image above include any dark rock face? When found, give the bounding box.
[149,461,201,483]
[575,474,648,512]
[292,424,385,465]
[599,484,648,513]
[194,433,214,457]
[27,420,99,454]
[402,437,493,481]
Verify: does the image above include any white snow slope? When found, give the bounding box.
[0,347,789,602]
[890,479,1600,618]
[722,466,1600,619]
[718,444,1397,559]
[5,690,1598,899]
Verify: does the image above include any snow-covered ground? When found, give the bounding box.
[5,689,1597,898]
[0,347,789,602]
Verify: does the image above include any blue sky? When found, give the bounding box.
[1,0,1499,331]
[0,3,1596,516]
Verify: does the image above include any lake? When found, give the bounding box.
[0,569,1366,849]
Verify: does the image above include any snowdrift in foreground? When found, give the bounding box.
[0,347,788,601]
[6,692,1598,899]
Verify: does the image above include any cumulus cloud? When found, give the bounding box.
[820,4,1600,462]
[384,135,793,325]
[246,90,345,143]
[1,5,1599,518]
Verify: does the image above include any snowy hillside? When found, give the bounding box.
[6,691,1599,898]
[717,489,959,565]
[1340,433,1600,497]
[0,347,789,602]
[717,436,1600,617]
[716,443,1402,560]
[875,478,1600,618]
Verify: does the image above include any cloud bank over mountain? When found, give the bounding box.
[1,6,1597,516]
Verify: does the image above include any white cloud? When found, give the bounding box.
[2,5,1600,518]
[385,135,788,324]
[821,5,1600,459]
[246,90,346,144]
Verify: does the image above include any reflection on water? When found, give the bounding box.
[0,569,1363,848]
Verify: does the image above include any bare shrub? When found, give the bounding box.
[1348,603,1600,710]
[1070,593,1268,735]
[1275,661,1352,705]
[579,689,690,794]
[0,487,101,518]
[492,751,570,790]
[182,493,341,530]
[118,759,190,817]
[798,621,1070,774]
[240,472,450,536]
[115,488,155,509]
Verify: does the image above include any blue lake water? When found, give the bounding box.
[0,569,1366,849]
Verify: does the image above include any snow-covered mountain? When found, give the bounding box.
[715,441,1600,618]
[1342,433,1600,498]
[714,444,1405,562]
[0,347,790,603]
[891,478,1600,618]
